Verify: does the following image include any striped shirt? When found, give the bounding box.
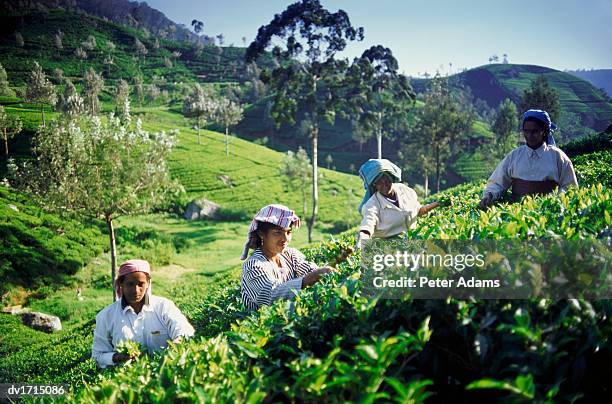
[241,247,319,310]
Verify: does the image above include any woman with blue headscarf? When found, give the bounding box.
[479,109,578,209]
[357,159,439,248]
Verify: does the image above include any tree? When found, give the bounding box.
[133,76,144,107]
[215,96,244,156]
[134,38,148,65]
[26,62,57,127]
[115,79,130,122]
[191,19,204,35]
[0,106,23,155]
[13,106,178,301]
[74,47,87,74]
[402,77,474,193]
[245,0,364,242]
[82,35,97,51]
[492,98,519,156]
[53,30,63,50]
[280,147,311,218]
[182,84,217,144]
[83,68,104,116]
[325,154,333,169]
[345,45,415,158]
[57,79,85,120]
[519,75,561,122]
[0,63,13,96]
[15,32,24,47]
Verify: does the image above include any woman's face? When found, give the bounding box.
[121,272,149,305]
[373,174,393,196]
[261,225,293,256]
[522,121,547,149]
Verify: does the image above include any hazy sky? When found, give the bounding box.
[145,0,612,76]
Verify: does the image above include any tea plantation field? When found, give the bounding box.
[1,140,607,402]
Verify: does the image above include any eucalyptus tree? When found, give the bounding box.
[215,96,244,156]
[245,0,363,241]
[26,62,57,127]
[345,45,415,158]
[182,83,217,145]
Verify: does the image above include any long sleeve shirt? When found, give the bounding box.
[92,295,195,368]
[241,247,319,310]
[484,143,578,200]
[359,183,421,239]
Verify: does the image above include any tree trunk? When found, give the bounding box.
[197,116,201,145]
[424,167,429,197]
[41,104,45,128]
[302,178,307,219]
[106,216,118,302]
[3,131,8,156]
[434,145,441,193]
[308,126,318,243]
[377,111,382,159]
[225,125,229,156]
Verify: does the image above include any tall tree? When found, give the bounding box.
[492,98,519,156]
[519,75,560,121]
[26,62,57,127]
[0,63,13,96]
[14,104,177,301]
[182,84,217,145]
[133,76,144,107]
[0,106,23,155]
[57,79,85,120]
[245,0,364,242]
[345,45,415,158]
[191,19,204,35]
[280,146,311,218]
[215,97,244,156]
[403,77,474,193]
[115,79,130,122]
[83,68,104,116]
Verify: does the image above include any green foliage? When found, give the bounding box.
[561,129,612,158]
[0,186,106,296]
[491,98,519,157]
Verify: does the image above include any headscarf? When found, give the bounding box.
[241,204,301,260]
[358,159,402,213]
[114,259,152,303]
[522,109,557,146]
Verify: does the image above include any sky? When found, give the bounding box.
[145,0,612,77]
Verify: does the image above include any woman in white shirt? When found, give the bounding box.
[357,159,438,248]
[92,259,194,368]
[479,109,578,209]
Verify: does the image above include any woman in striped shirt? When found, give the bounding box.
[240,204,332,310]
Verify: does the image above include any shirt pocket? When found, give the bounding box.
[150,329,171,350]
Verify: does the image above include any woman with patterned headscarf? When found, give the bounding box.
[240,204,333,310]
[92,259,194,368]
[479,109,578,209]
[356,159,439,249]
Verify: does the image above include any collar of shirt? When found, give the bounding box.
[528,143,547,160]
[121,297,153,313]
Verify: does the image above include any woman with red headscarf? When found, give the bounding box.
[92,259,195,368]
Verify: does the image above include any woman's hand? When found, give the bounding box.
[302,267,333,287]
[112,352,134,363]
[418,201,439,216]
[478,192,494,210]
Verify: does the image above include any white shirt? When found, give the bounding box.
[359,183,421,239]
[484,143,578,199]
[241,247,318,310]
[92,295,195,368]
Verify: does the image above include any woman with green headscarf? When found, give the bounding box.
[357,159,439,248]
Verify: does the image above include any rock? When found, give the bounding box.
[2,305,24,315]
[21,311,62,333]
[8,204,18,212]
[218,174,233,187]
[184,198,221,221]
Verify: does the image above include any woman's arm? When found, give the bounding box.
[418,201,439,216]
